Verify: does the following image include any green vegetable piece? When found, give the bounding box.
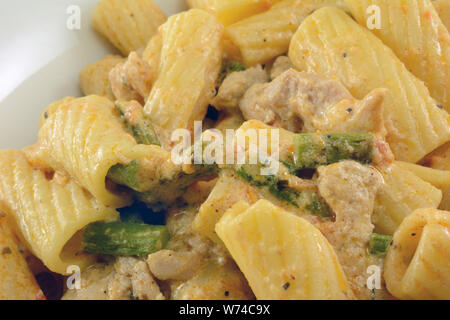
[82,221,169,257]
[369,233,393,256]
[115,101,160,146]
[228,61,246,73]
[107,160,140,190]
[293,133,374,170]
[235,164,332,218]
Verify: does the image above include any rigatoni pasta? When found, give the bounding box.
[373,162,442,235]
[434,0,450,31]
[0,216,45,300]
[345,0,450,112]
[79,55,124,101]
[0,150,118,274]
[224,0,348,66]
[384,208,450,300]
[144,9,223,146]
[92,0,167,55]
[187,0,280,26]
[216,200,354,300]
[33,96,142,208]
[289,7,450,163]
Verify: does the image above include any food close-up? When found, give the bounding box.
[0,0,449,301]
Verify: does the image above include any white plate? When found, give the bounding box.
[0,0,187,149]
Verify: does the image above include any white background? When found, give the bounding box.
[0,0,187,148]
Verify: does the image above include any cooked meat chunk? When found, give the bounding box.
[317,161,386,299]
[147,250,201,281]
[107,257,165,300]
[239,69,387,135]
[213,65,269,109]
[270,56,295,80]
[109,52,154,104]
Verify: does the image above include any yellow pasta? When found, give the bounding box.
[346,0,450,112]
[0,150,118,274]
[384,208,450,299]
[396,161,450,191]
[79,55,124,101]
[289,7,450,163]
[373,162,442,235]
[33,95,150,208]
[193,170,261,243]
[141,34,162,78]
[0,216,45,300]
[216,200,354,300]
[423,142,450,210]
[187,0,281,26]
[224,0,348,65]
[433,0,450,32]
[144,9,223,146]
[92,0,167,55]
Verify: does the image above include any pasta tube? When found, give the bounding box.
[79,55,124,100]
[384,208,450,300]
[33,96,144,208]
[186,0,280,26]
[92,0,167,55]
[373,162,442,235]
[0,216,45,300]
[0,150,118,274]
[434,0,450,31]
[144,9,223,146]
[224,0,348,65]
[216,200,354,300]
[289,7,450,162]
[345,0,450,112]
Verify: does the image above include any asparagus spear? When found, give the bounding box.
[235,164,332,218]
[293,133,374,170]
[369,233,393,256]
[108,159,218,211]
[115,100,160,146]
[82,221,169,257]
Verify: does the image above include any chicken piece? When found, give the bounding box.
[316,161,388,299]
[213,65,269,109]
[270,56,295,80]
[62,263,115,300]
[109,52,155,104]
[147,250,201,281]
[239,69,387,136]
[107,257,165,300]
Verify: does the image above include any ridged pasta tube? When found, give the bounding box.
[216,200,354,300]
[345,0,450,112]
[289,7,450,162]
[384,208,450,299]
[0,150,118,274]
[92,0,167,55]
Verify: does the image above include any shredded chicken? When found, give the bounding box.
[239,69,387,136]
[213,65,269,109]
[270,56,295,80]
[109,52,154,104]
[107,257,165,300]
[316,161,387,300]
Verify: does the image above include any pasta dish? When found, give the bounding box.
[0,0,449,300]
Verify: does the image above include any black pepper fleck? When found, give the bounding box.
[224,291,229,297]
[437,104,443,109]
[347,108,353,113]
[411,233,416,237]
[342,52,347,58]
[283,282,290,290]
